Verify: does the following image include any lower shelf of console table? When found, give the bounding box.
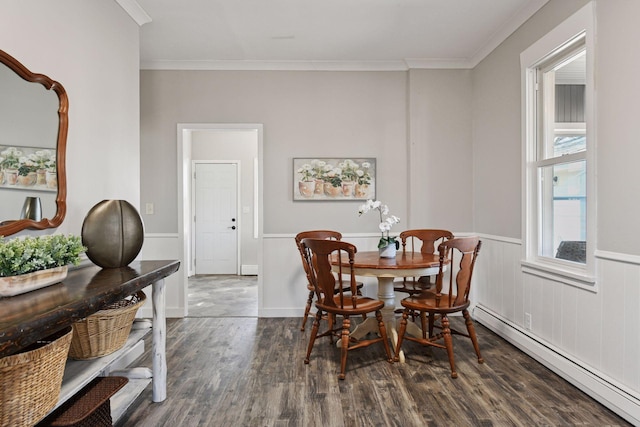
[51,321,152,424]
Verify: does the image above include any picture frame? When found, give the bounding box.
[293,157,376,201]
[0,145,57,192]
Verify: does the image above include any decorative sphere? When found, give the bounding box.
[81,200,144,268]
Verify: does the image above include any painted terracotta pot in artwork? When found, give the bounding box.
[4,169,18,185]
[46,170,57,189]
[341,181,355,197]
[355,183,369,198]
[298,180,315,198]
[324,182,341,198]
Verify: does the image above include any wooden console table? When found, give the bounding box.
[0,260,180,405]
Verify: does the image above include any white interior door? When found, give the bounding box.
[194,162,238,274]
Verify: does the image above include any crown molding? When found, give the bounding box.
[115,0,152,26]
[469,0,549,67]
[140,58,482,71]
[404,58,474,69]
[140,59,410,71]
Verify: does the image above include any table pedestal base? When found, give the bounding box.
[339,276,422,363]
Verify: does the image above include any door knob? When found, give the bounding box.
[229,226,236,230]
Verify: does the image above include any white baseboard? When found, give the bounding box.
[259,308,303,318]
[138,307,186,319]
[241,264,258,275]
[474,305,640,425]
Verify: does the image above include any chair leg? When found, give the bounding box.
[420,311,427,339]
[428,312,435,338]
[463,309,484,364]
[339,316,351,380]
[393,310,409,362]
[305,310,322,364]
[441,315,458,379]
[328,313,335,344]
[375,310,393,362]
[301,290,314,331]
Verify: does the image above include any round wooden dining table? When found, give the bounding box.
[331,250,443,362]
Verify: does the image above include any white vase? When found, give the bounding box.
[379,244,397,258]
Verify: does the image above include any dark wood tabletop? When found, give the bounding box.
[0,259,180,358]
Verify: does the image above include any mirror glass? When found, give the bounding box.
[0,50,67,236]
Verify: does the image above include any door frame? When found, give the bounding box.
[191,160,242,275]
[177,123,263,317]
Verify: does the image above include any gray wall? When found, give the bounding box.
[595,0,640,255]
[140,70,416,235]
[408,69,473,231]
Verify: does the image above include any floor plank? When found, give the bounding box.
[119,315,631,426]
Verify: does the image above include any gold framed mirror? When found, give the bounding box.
[0,49,67,236]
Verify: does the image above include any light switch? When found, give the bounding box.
[145,203,154,215]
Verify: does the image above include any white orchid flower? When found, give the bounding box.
[357,199,401,248]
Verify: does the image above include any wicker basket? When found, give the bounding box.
[36,376,128,427]
[68,291,146,360]
[0,326,73,427]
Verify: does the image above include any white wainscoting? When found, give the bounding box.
[473,234,640,425]
[260,233,383,318]
[137,233,185,318]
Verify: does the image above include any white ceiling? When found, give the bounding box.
[128,0,549,71]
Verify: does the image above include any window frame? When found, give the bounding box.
[520,3,596,290]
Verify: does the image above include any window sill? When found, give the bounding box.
[521,260,597,292]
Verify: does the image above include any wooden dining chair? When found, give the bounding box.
[393,229,454,296]
[300,238,393,380]
[394,236,483,378]
[294,230,364,331]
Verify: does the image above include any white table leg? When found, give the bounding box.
[375,276,407,362]
[347,276,406,360]
[152,278,167,402]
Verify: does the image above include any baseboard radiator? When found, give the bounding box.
[474,304,640,425]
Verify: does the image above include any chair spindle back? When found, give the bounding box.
[435,236,481,308]
[300,238,358,310]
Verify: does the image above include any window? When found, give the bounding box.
[537,46,586,261]
[521,4,595,286]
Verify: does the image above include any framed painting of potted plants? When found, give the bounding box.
[293,157,376,201]
[0,145,57,191]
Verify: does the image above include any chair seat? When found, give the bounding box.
[400,293,470,314]
[317,296,385,316]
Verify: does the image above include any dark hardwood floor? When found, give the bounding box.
[119,314,630,426]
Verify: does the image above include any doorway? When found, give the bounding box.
[178,124,263,317]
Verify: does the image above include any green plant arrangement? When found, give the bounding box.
[358,199,401,248]
[0,146,22,170]
[0,234,86,277]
